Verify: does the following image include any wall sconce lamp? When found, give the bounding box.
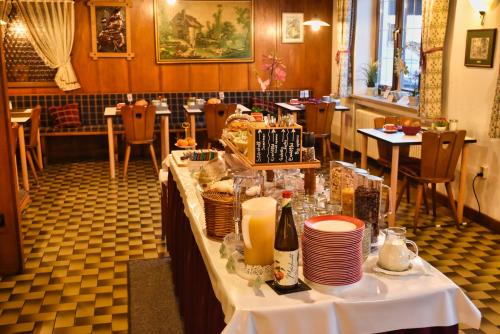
[166,0,176,5]
[303,19,330,32]
[469,0,495,25]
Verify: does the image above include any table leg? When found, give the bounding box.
[107,117,115,179]
[36,129,43,171]
[360,134,368,169]
[339,112,346,161]
[18,125,29,192]
[389,146,400,227]
[189,114,196,142]
[161,116,170,160]
[457,144,469,224]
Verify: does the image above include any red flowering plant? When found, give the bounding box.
[253,53,287,113]
[255,53,287,92]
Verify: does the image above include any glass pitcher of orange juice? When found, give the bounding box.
[241,197,277,266]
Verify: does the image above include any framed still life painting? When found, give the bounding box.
[464,29,496,68]
[154,0,254,63]
[88,1,134,60]
[282,12,303,43]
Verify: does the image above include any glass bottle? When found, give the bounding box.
[273,190,299,290]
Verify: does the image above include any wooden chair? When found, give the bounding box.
[204,103,236,148]
[121,105,159,177]
[25,106,42,184]
[304,102,335,160]
[397,130,466,232]
[11,123,19,153]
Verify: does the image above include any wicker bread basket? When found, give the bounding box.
[202,190,235,240]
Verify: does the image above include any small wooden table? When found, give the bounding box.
[357,128,477,226]
[276,102,350,160]
[11,115,31,192]
[105,106,171,179]
[183,104,251,143]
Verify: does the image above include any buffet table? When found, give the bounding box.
[163,151,481,334]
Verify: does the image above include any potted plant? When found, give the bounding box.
[362,61,378,96]
[433,118,448,131]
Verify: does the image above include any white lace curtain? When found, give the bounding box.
[15,0,80,91]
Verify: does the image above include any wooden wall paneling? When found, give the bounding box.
[71,0,99,93]
[129,0,160,92]
[96,59,130,92]
[303,0,332,97]
[0,41,24,275]
[219,64,249,91]
[189,64,219,91]
[277,0,307,91]
[249,0,279,91]
[160,64,191,92]
[6,0,332,95]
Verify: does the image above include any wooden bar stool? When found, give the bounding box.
[25,106,42,184]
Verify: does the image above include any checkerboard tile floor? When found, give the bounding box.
[0,160,166,333]
[0,160,498,333]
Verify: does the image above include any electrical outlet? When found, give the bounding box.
[480,165,488,179]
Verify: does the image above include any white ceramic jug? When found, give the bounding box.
[378,227,418,271]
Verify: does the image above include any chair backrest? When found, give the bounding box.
[204,103,237,140]
[305,102,334,135]
[11,123,19,152]
[373,116,409,160]
[420,130,466,181]
[122,105,157,143]
[28,105,42,147]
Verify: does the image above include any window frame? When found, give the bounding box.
[375,0,421,93]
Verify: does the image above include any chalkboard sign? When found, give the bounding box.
[248,124,302,164]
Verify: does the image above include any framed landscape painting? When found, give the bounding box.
[282,12,303,43]
[154,0,254,63]
[465,29,496,68]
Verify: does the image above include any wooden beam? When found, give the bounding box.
[0,37,24,275]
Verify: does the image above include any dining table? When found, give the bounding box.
[276,102,350,160]
[104,106,171,179]
[182,104,251,144]
[10,108,42,192]
[357,128,477,226]
[163,150,481,334]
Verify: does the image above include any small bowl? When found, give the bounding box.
[402,126,421,135]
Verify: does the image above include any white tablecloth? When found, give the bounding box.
[168,152,481,334]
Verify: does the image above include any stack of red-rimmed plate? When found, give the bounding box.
[303,215,364,286]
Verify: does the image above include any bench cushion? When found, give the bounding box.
[49,103,82,128]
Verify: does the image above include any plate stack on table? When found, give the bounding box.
[303,215,365,286]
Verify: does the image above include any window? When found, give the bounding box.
[377,0,422,92]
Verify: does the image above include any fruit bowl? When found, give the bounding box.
[402,126,421,135]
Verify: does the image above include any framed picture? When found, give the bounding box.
[282,12,303,43]
[154,0,254,63]
[465,29,497,68]
[88,1,134,60]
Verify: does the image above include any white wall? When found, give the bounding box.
[444,0,500,221]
